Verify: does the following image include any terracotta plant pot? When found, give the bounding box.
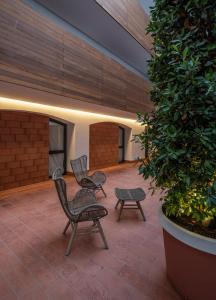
[159,207,216,300]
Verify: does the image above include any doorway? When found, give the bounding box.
[49,118,67,176]
[118,126,125,163]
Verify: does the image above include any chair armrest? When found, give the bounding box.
[90,171,106,185]
[80,176,97,188]
[91,171,106,177]
[76,204,108,221]
[77,203,108,215]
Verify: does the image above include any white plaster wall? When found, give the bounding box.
[0,97,145,171]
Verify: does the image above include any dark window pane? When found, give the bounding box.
[49,121,64,151]
[119,148,124,162]
[49,153,64,176]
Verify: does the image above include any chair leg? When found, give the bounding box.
[115,199,120,209]
[65,222,78,256]
[63,220,70,235]
[137,201,146,221]
[96,220,109,249]
[118,201,124,221]
[100,185,107,197]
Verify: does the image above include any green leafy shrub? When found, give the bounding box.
[136,0,216,225]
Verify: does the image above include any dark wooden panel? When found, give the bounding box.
[0,0,152,114]
[96,0,152,52]
[101,57,127,110]
[96,0,128,29]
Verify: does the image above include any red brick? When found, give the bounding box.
[34,123,46,129]
[1,135,15,142]
[90,122,118,169]
[0,120,5,127]
[38,147,48,153]
[0,162,5,169]
[25,128,37,135]
[11,168,25,175]
[0,155,15,163]
[16,134,28,142]
[39,169,48,177]
[31,115,48,123]
[16,154,29,161]
[10,128,25,135]
[40,153,48,159]
[0,111,49,191]
[37,164,48,171]
[25,165,37,173]
[19,142,31,148]
[21,160,34,167]
[34,159,47,166]
[31,177,45,183]
[1,112,17,121]
[40,135,48,142]
[19,179,35,186]
[0,128,10,135]
[29,172,41,179]
[25,147,37,154]
[28,153,41,160]
[6,142,19,148]
[21,122,32,129]
[10,147,24,155]
[33,141,48,147]
[7,161,20,169]
[0,142,6,149]
[14,113,29,122]
[30,134,40,142]
[0,169,10,177]
[0,148,13,155]
[15,173,29,181]
[1,176,15,184]
[3,182,19,190]
[6,120,20,128]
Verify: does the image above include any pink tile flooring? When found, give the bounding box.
[0,164,182,300]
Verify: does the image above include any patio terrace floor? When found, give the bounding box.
[0,164,181,300]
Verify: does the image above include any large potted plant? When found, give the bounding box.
[136,1,216,299]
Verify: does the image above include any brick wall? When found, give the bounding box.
[0,111,49,191]
[89,122,119,170]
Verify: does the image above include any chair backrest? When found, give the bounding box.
[73,188,96,206]
[52,169,72,219]
[70,155,88,184]
[52,167,63,180]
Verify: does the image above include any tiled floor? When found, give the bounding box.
[0,164,181,300]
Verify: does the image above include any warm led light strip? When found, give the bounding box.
[0,96,136,124]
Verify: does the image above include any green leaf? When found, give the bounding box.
[183,47,189,59]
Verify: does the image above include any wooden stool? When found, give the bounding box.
[115,188,146,221]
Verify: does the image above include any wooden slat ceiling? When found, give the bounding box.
[0,0,153,114]
[33,0,151,77]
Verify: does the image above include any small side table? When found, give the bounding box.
[115,188,146,221]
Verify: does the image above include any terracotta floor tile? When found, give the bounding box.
[0,164,182,299]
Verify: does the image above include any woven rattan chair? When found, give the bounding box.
[70,155,107,197]
[52,168,109,256]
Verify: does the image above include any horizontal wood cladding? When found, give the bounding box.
[96,0,152,53]
[0,0,152,114]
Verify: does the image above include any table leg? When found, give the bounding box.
[115,199,120,209]
[137,201,146,221]
[118,201,124,221]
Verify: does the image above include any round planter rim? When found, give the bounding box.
[159,206,216,255]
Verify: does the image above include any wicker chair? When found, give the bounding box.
[70,155,107,197]
[52,168,109,256]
